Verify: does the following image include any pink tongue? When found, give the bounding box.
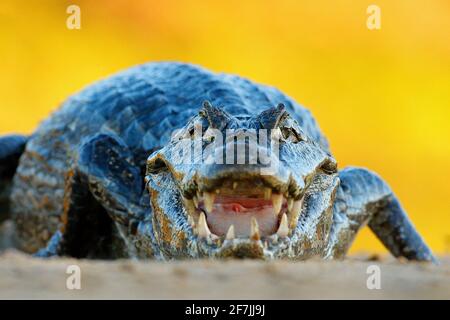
[206,202,278,237]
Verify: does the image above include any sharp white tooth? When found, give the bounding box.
[187,215,195,227]
[197,212,211,238]
[250,217,260,240]
[204,192,215,213]
[233,182,238,190]
[210,233,220,241]
[264,188,272,200]
[270,234,279,243]
[289,197,304,230]
[185,199,196,214]
[193,196,199,208]
[277,213,289,238]
[271,193,283,214]
[287,198,294,212]
[264,241,268,249]
[226,225,235,240]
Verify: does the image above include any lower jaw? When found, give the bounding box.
[195,233,289,259]
[194,238,326,261]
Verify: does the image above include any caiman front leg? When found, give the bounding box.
[325,167,435,262]
[36,133,152,258]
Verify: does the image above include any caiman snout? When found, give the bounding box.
[145,101,339,259]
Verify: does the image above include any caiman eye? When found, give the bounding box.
[280,127,304,143]
[188,126,195,136]
[172,120,207,141]
[187,117,209,138]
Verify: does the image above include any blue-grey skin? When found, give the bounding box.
[0,62,435,261]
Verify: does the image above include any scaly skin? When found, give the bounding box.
[0,62,435,261]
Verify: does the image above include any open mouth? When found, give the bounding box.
[182,178,305,241]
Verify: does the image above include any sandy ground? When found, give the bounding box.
[0,248,448,300]
[1,220,449,300]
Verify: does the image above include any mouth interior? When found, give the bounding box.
[200,195,285,237]
[184,179,304,240]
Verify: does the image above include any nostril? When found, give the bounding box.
[320,159,338,174]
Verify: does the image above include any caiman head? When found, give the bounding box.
[145,101,339,259]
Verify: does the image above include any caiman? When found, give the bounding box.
[0,62,435,261]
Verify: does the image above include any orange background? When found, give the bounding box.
[1,0,449,254]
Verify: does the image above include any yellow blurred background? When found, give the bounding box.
[1,0,449,254]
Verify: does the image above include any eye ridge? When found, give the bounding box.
[281,126,302,143]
